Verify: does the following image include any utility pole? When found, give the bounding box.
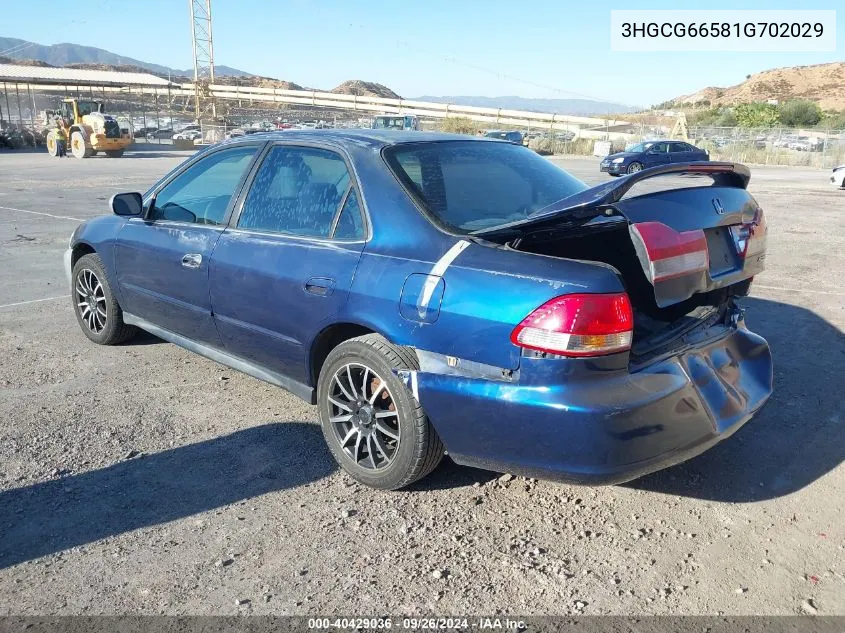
[189,0,215,120]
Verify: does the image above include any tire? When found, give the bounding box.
[70,131,92,159]
[46,130,59,157]
[71,253,137,345]
[105,150,124,157]
[317,334,444,490]
[627,161,643,174]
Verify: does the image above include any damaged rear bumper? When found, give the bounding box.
[402,324,773,485]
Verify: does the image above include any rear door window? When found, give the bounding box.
[237,145,359,239]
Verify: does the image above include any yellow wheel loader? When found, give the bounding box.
[45,98,132,159]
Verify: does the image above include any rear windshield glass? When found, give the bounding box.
[384,141,587,233]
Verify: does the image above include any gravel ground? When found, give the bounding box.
[0,147,843,616]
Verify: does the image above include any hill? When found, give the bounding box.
[0,36,251,78]
[670,62,845,111]
[413,95,639,116]
[0,37,399,98]
[332,80,399,99]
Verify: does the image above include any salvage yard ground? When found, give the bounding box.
[0,147,843,615]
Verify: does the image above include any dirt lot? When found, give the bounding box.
[0,147,843,616]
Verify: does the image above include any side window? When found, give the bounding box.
[669,142,688,153]
[396,153,423,190]
[333,189,365,240]
[237,146,350,237]
[650,142,669,153]
[150,145,257,225]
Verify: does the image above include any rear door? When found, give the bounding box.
[643,141,671,168]
[668,142,692,163]
[114,143,261,344]
[209,143,367,385]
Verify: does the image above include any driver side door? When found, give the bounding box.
[114,143,261,345]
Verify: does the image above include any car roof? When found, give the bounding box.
[217,129,484,150]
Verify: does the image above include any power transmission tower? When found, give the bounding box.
[189,0,215,119]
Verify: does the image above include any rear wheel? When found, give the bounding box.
[105,150,124,157]
[70,131,92,159]
[317,334,444,490]
[627,161,643,174]
[71,253,137,345]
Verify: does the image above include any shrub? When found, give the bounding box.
[439,117,478,135]
[778,100,822,127]
[819,110,845,130]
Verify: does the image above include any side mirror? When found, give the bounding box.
[110,192,143,216]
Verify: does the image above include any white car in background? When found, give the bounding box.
[831,165,845,189]
[172,129,202,141]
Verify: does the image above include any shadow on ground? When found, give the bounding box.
[629,297,845,502]
[0,422,334,569]
[123,330,164,346]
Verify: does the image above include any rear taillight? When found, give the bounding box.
[510,293,634,357]
[630,222,709,282]
[731,208,766,259]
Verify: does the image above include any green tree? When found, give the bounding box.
[734,103,780,128]
[778,100,822,127]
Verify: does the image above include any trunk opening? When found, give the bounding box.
[509,220,751,356]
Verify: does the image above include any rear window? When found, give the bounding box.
[384,141,587,233]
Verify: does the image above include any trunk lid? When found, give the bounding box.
[478,162,767,309]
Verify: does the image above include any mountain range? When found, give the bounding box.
[0,37,250,77]
[0,37,639,114]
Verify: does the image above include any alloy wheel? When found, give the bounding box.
[328,362,400,471]
[75,268,107,333]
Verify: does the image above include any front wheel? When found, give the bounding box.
[627,161,643,174]
[71,253,137,345]
[46,130,60,157]
[317,334,444,490]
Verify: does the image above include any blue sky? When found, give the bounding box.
[2,0,842,107]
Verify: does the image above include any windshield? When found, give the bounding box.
[625,142,652,153]
[373,117,405,130]
[384,141,587,233]
[76,101,101,116]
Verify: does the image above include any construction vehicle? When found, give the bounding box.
[45,98,132,159]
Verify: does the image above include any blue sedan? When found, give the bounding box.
[601,139,709,176]
[65,130,771,489]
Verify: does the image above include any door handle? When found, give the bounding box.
[181,253,202,269]
[304,277,335,296]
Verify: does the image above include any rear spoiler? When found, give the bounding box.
[473,162,751,238]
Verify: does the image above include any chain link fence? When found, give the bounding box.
[687,126,845,168]
[525,125,845,169]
